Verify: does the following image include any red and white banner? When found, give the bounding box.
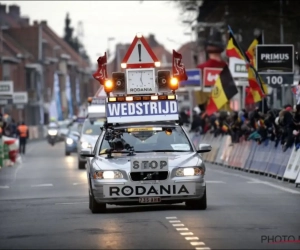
[203,67,222,87]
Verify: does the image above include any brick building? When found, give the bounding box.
[0,3,98,138]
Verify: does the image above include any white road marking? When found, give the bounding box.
[0,185,9,189]
[180,232,194,236]
[209,168,300,194]
[166,217,177,219]
[31,184,53,187]
[206,180,225,183]
[73,182,87,185]
[169,220,181,223]
[191,242,206,246]
[55,202,89,205]
[185,237,199,240]
[254,181,300,194]
[167,217,211,250]
[172,224,185,227]
[176,228,189,231]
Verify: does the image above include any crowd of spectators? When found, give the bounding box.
[180,104,300,152]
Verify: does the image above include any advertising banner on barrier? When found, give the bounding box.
[208,135,219,163]
[266,145,286,176]
[243,142,256,170]
[215,136,227,165]
[220,136,233,165]
[295,167,300,185]
[239,141,251,169]
[252,143,272,173]
[283,147,300,180]
[229,143,244,168]
[248,144,262,172]
[277,147,292,178]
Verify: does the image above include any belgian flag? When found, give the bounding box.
[246,66,267,104]
[226,32,247,61]
[206,66,238,115]
[246,34,263,66]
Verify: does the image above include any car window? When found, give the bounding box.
[99,126,192,154]
[82,118,105,135]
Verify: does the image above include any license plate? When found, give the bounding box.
[131,157,168,172]
[139,197,161,203]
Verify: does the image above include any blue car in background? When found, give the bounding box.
[64,121,83,156]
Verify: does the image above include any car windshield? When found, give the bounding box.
[82,118,105,135]
[69,123,79,132]
[99,126,193,154]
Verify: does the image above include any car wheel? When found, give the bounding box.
[185,189,207,210]
[78,160,85,169]
[65,151,70,156]
[89,192,106,213]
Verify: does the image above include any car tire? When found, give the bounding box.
[185,189,207,210]
[89,192,106,213]
[65,151,70,156]
[78,160,85,169]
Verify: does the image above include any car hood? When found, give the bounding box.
[80,134,98,146]
[92,152,201,171]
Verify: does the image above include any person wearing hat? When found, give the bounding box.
[197,28,227,70]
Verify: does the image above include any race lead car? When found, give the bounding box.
[80,33,212,213]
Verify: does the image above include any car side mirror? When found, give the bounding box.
[80,148,94,158]
[197,143,212,153]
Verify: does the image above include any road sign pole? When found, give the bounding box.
[188,88,194,124]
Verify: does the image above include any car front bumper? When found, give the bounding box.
[91,179,206,205]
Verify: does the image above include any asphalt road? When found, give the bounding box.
[0,140,300,249]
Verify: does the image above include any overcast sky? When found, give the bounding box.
[4,1,193,62]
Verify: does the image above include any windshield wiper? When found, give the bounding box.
[135,150,191,153]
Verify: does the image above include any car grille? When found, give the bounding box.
[130,171,169,181]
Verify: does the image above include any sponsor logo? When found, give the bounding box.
[260,53,289,63]
[188,75,201,80]
[108,184,190,197]
[203,68,222,87]
[234,64,247,73]
[129,88,153,92]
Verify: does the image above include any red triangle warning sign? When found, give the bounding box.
[122,35,159,68]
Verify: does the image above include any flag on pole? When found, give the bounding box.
[246,34,263,66]
[226,32,247,61]
[172,50,188,81]
[206,65,238,115]
[93,52,108,85]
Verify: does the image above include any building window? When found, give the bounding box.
[2,64,10,80]
[26,69,35,90]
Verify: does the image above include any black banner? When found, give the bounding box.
[256,45,294,73]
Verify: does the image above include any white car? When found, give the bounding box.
[77,118,105,169]
[81,121,212,213]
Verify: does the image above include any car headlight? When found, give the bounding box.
[175,167,205,177]
[48,129,58,136]
[66,138,74,145]
[93,170,123,179]
[81,141,91,149]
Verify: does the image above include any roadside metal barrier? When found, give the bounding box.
[192,132,300,188]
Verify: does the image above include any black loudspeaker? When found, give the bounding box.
[112,72,126,94]
[157,70,171,93]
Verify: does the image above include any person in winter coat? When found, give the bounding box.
[280,107,294,152]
